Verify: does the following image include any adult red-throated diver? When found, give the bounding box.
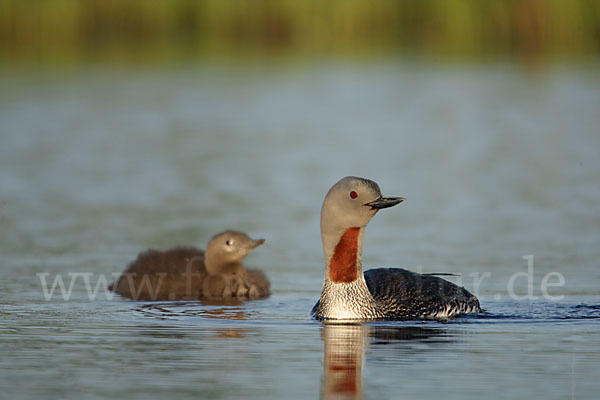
[111,231,269,301]
[312,176,482,320]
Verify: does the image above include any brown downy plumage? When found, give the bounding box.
[110,231,269,301]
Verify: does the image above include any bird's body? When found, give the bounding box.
[312,176,482,321]
[111,231,269,301]
[313,268,481,320]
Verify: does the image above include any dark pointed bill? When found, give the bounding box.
[364,196,405,210]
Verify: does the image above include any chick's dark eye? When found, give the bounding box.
[226,240,233,246]
[350,191,358,199]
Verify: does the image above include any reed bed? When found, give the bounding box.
[1,0,599,64]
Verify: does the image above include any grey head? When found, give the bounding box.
[320,176,405,238]
[204,230,265,275]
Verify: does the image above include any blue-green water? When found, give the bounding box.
[1,62,599,399]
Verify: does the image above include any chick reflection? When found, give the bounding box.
[135,303,250,340]
[321,324,448,400]
[136,302,252,320]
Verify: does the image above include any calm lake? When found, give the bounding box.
[1,61,599,399]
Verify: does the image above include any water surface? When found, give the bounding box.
[1,62,599,399]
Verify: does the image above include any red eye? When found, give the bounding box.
[350,191,358,199]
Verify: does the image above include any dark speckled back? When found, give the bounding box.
[364,268,482,319]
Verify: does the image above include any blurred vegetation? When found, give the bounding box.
[1,0,599,65]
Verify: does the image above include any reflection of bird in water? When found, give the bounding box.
[312,177,482,321]
[130,306,250,340]
[111,231,269,301]
[322,324,366,400]
[136,302,252,320]
[321,323,451,400]
[367,325,448,344]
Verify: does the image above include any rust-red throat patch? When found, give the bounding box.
[329,227,360,283]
